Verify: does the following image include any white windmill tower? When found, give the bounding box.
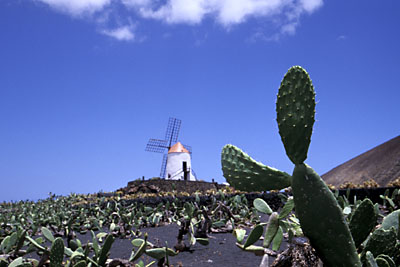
[165,142,196,181]
[145,118,197,181]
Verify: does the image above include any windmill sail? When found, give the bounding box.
[145,139,168,153]
[160,154,168,178]
[165,118,181,147]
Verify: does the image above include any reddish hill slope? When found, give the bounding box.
[322,135,400,186]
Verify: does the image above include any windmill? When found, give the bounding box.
[145,117,195,179]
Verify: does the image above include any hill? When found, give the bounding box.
[322,135,400,186]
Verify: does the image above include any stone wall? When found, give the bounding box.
[124,178,221,194]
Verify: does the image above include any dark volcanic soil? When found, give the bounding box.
[26,221,285,267]
[81,222,284,267]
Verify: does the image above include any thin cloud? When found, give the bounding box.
[300,0,323,13]
[139,0,209,24]
[280,22,298,35]
[101,25,135,41]
[33,0,324,41]
[134,0,323,28]
[36,0,111,16]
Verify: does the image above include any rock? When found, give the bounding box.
[271,237,322,267]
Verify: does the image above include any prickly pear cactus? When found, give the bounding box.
[98,234,114,266]
[263,212,279,248]
[364,251,378,267]
[361,227,397,263]
[276,66,315,164]
[292,164,360,267]
[376,255,396,267]
[221,144,291,191]
[278,66,361,266]
[49,237,64,267]
[349,198,377,248]
[381,209,400,231]
[7,257,31,267]
[220,65,362,266]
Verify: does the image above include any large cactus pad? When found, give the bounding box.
[276,66,315,164]
[221,144,291,191]
[349,198,377,248]
[291,164,361,267]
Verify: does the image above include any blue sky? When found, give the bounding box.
[1,0,399,202]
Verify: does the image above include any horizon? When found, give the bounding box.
[1,0,399,202]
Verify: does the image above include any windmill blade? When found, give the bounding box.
[191,168,198,180]
[145,139,168,153]
[182,144,192,154]
[160,154,168,178]
[165,117,181,146]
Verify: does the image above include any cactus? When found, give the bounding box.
[279,66,360,267]
[263,212,279,248]
[25,236,47,252]
[49,237,64,267]
[221,144,291,191]
[376,255,395,267]
[236,198,294,256]
[292,164,360,266]
[42,227,55,242]
[243,224,264,249]
[362,227,397,262]
[144,247,177,260]
[8,257,31,267]
[276,66,315,164]
[13,230,26,256]
[221,66,361,266]
[381,209,400,231]
[364,251,378,267]
[349,198,377,248]
[253,198,273,215]
[98,234,114,266]
[130,233,148,262]
[1,235,11,254]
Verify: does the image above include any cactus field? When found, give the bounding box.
[1,66,400,266]
[1,184,399,266]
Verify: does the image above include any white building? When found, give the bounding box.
[165,142,196,181]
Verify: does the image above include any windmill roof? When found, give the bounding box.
[168,142,189,153]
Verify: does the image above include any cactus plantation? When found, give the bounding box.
[0,67,399,266]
